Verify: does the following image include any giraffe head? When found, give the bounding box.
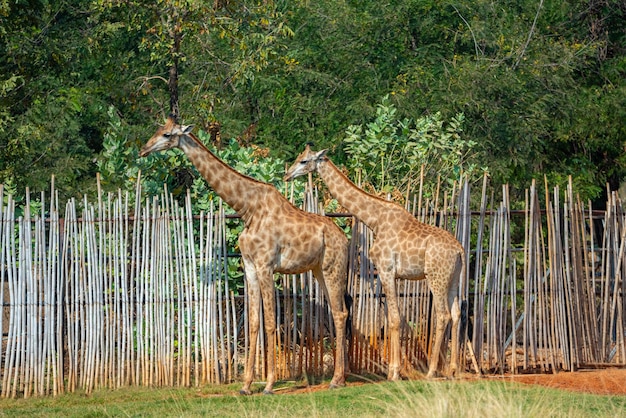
[140,115,194,157]
[283,144,328,181]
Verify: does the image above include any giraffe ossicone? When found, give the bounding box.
[284,144,464,379]
[141,117,351,394]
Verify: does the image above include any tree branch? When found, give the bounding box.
[452,5,481,60]
[514,0,544,70]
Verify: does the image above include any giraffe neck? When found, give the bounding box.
[317,159,391,232]
[179,133,266,221]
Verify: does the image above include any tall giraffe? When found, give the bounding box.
[140,117,350,394]
[284,145,463,379]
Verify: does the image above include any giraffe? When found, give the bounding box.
[140,117,350,394]
[284,145,463,379]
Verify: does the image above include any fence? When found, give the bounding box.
[1,175,625,398]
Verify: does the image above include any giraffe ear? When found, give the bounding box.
[314,149,328,161]
[181,124,194,134]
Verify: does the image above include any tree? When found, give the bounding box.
[343,95,481,199]
[0,1,112,203]
[388,0,626,203]
[1,0,625,207]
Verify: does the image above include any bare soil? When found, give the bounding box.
[491,368,626,396]
[276,368,626,396]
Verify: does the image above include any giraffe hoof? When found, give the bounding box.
[262,389,274,395]
[329,381,346,389]
[239,389,252,396]
[387,372,401,381]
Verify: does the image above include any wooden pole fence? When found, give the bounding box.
[1,175,626,397]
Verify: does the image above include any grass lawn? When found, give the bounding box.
[0,376,624,417]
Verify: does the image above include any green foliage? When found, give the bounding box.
[0,0,146,206]
[343,96,483,197]
[0,75,18,133]
[389,0,626,202]
[1,0,625,207]
[97,106,141,189]
[0,91,96,205]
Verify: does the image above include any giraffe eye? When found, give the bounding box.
[300,160,308,164]
[163,133,171,138]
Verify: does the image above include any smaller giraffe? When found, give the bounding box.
[284,145,463,379]
[140,117,350,394]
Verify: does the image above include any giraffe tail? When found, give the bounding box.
[344,293,353,341]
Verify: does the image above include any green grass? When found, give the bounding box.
[0,377,624,418]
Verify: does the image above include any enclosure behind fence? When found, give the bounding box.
[1,177,625,398]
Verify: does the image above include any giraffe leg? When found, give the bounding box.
[446,254,462,377]
[326,297,348,388]
[380,273,402,381]
[427,289,452,379]
[259,270,277,395]
[315,267,349,388]
[240,261,260,395]
[449,295,461,377]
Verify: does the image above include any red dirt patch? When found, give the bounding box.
[276,368,626,396]
[491,368,626,396]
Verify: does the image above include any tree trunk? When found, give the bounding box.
[168,24,181,117]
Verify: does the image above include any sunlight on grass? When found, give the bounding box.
[355,379,626,418]
[0,378,625,417]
